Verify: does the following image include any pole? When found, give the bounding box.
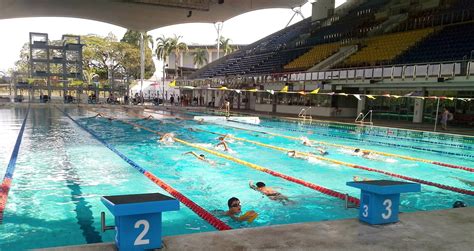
[140,32,145,105]
[434,97,440,132]
[214,22,223,59]
[162,63,166,106]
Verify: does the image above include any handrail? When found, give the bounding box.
[355,110,373,125]
[298,106,312,121]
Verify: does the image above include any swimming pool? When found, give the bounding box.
[0,105,473,250]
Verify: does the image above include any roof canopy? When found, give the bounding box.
[0,0,308,31]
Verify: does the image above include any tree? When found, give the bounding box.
[121,30,154,50]
[155,34,188,78]
[219,37,236,56]
[192,47,208,68]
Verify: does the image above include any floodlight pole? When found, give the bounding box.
[140,32,145,105]
[286,6,305,27]
[214,22,223,60]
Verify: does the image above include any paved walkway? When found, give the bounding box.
[40,207,474,251]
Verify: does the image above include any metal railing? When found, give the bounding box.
[355,110,373,125]
[298,107,312,121]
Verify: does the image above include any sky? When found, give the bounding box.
[0,0,346,73]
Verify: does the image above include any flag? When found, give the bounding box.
[339,93,348,96]
[248,88,258,92]
[235,90,241,94]
[383,94,391,98]
[298,91,306,95]
[392,95,401,99]
[219,86,228,90]
[266,90,274,95]
[327,92,335,96]
[447,97,454,101]
[169,80,176,87]
[366,95,376,100]
[310,88,320,94]
[280,86,288,93]
[353,94,361,100]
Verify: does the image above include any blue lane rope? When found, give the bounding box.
[0,105,30,223]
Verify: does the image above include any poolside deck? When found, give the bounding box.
[40,207,474,251]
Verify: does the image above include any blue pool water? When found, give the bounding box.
[0,106,473,250]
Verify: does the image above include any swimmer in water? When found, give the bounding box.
[353,176,371,182]
[159,133,174,143]
[287,150,308,160]
[450,176,474,187]
[223,197,258,222]
[216,141,231,152]
[249,181,291,204]
[143,115,154,120]
[183,151,222,166]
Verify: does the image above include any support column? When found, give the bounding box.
[413,95,425,123]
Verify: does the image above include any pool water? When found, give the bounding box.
[0,106,473,250]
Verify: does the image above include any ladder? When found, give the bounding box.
[298,107,312,121]
[355,110,373,125]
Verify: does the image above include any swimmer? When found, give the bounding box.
[92,113,103,118]
[301,136,312,147]
[216,141,231,152]
[197,118,205,124]
[183,151,222,166]
[143,115,154,120]
[453,201,467,208]
[450,176,474,187]
[159,133,174,143]
[223,197,258,222]
[353,176,371,182]
[315,147,328,156]
[287,150,308,160]
[249,181,290,204]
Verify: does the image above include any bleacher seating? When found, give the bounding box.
[394,22,474,64]
[284,42,341,71]
[342,28,434,67]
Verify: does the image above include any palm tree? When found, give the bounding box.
[155,35,188,78]
[219,37,235,56]
[193,47,208,68]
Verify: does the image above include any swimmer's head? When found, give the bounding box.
[287,151,296,157]
[199,154,205,158]
[354,148,360,153]
[453,201,467,208]
[228,197,240,208]
[256,182,266,188]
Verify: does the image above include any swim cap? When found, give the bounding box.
[453,201,467,208]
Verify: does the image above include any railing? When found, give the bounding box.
[178,60,472,87]
[298,107,312,121]
[355,110,373,125]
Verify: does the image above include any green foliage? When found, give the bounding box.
[155,34,188,78]
[193,48,208,68]
[219,37,237,56]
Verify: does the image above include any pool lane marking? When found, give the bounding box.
[193,128,474,196]
[0,105,30,224]
[59,108,232,231]
[142,109,474,173]
[222,123,474,173]
[102,114,360,207]
[181,108,474,143]
[226,119,474,160]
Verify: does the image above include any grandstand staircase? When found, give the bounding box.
[308,45,358,71]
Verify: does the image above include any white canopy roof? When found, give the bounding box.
[0,0,308,31]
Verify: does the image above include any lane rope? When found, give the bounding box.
[193,128,474,196]
[0,105,30,223]
[149,109,474,172]
[59,107,232,231]
[227,119,474,159]
[93,111,361,206]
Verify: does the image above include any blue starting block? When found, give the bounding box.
[101,193,179,250]
[347,180,420,225]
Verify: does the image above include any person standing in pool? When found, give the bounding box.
[223,197,258,222]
